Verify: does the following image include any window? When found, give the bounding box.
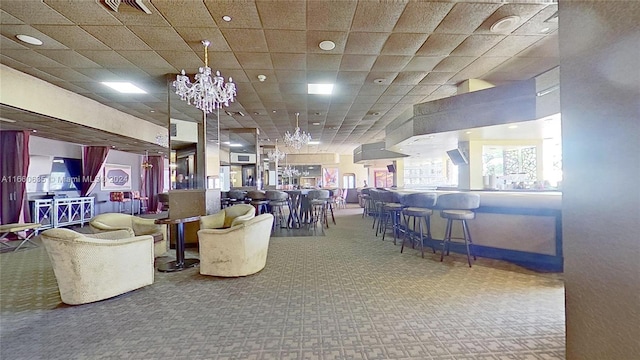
[343,173,355,188]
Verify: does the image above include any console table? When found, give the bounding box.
[31,197,94,233]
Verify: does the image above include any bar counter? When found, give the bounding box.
[391,189,563,272]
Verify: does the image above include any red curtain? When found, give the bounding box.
[0,131,30,224]
[82,146,109,196]
[145,155,164,213]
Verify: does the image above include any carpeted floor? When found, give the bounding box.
[0,205,565,359]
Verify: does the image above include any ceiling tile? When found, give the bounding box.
[81,26,153,51]
[351,2,407,32]
[306,1,357,30]
[128,26,192,52]
[221,29,268,52]
[257,1,306,30]
[416,34,467,56]
[235,52,273,70]
[477,3,547,35]
[392,72,428,85]
[381,33,429,55]
[403,56,444,72]
[484,35,544,57]
[434,3,501,34]
[173,28,231,52]
[339,55,376,71]
[265,30,307,53]
[393,2,454,33]
[0,1,73,25]
[275,69,307,83]
[31,25,110,50]
[153,1,217,28]
[451,35,505,57]
[33,49,99,68]
[307,54,342,71]
[204,2,262,29]
[433,56,476,72]
[271,53,306,70]
[420,72,456,85]
[336,71,369,85]
[344,32,389,55]
[371,55,412,72]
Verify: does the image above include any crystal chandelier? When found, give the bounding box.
[283,112,311,150]
[172,40,236,113]
[267,139,286,162]
[282,165,300,178]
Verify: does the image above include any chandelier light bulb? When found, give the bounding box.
[172,40,236,114]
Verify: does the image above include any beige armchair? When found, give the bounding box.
[199,204,255,230]
[89,213,167,257]
[198,213,274,277]
[40,228,154,305]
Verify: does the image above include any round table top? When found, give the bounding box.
[154,216,200,225]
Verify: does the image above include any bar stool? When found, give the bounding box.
[381,191,404,245]
[400,192,437,258]
[359,188,372,218]
[307,189,330,229]
[368,189,385,234]
[247,190,269,215]
[437,193,481,267]
[266,190,289,230]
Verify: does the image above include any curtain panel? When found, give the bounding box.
[0,130,30,224]
[81,146,109,196]
[145,155,164,213]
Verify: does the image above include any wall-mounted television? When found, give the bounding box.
[446,148,468,166]
[387,164,396,173]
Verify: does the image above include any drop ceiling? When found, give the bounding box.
[0,0,559,155]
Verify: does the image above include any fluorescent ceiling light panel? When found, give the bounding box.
[229,143,243,147]
[101,82,147,94]
[308,141,320,145]
[307,84,333,95]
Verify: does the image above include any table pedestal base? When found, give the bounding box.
[157,258,200,272]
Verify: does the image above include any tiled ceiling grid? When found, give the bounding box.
[0,0,559,155]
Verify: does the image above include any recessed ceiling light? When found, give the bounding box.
[32,129,37,133]
[312,122,320,126]
[16,34,43,46]
[101,82,146,94]
[508,125,519,129]
[229,143,242,147]
[308,84,333,95]
[222,15,232,22]
[308,166,314,169]
[540,27,550,33]
[150,110,155,113]
[465,131,472,134]
[490,15,521,33]
[373,79,386,84]
[308,141,320,145]
[319,40,336,51]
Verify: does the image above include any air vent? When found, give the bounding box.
[102,0,152,14]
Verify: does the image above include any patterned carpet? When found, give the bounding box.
[0,205,565,359]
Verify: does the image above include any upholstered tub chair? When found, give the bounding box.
[40,228,154,305]
[198,213,274,277]
[89,213,167,257]
[199,204,256,230]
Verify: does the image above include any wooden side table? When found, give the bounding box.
[154,216,200,272]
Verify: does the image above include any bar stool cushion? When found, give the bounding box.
[441,209,476,220]
[403,207,433,217]
[383,203,404,211]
